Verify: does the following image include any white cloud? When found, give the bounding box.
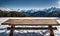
[57,0,60,8]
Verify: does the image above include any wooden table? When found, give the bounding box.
[2,19,59,36]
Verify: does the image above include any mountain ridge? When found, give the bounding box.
[0,7,60,17]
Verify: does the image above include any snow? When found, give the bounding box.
[0,17,60,36]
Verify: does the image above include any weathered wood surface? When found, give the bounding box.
[2,19,58,25]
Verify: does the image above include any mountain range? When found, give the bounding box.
[20,7,60,17]
[0,7,60,17]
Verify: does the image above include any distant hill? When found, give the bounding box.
[0,7,60,17]
[0,10,30,17]
[20,7,60,17]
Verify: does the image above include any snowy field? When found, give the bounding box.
[0,17,60,36]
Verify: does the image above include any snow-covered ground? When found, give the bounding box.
[0,17,60,36]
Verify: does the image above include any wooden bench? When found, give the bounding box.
[2,19,59,36]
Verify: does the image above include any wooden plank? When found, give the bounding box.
[7,27,57,30]
[48,25,54,36]
[2,19,59,25]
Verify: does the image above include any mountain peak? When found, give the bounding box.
[0,8,11,11]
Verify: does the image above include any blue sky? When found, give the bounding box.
[0,0,59,9]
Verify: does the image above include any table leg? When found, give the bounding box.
[9,25,15,36]
[48,25,54,36]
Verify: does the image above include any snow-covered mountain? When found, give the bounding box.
[20,7,60,17]
[0,8,11,11]
[0,7,60,17]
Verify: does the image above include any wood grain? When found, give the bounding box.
[2,19,58,25]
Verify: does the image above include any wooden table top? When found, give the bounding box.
[2,19,59,25]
